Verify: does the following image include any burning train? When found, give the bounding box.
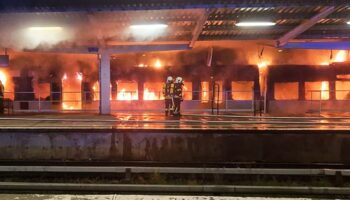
[1,48,350,114]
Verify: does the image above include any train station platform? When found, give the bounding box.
[1,112,350,165]
[0,112,350,130]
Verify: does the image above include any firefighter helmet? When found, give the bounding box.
[175,77,183,83]
[167,76,173,83]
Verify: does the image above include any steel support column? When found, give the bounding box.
[99,52,111,115]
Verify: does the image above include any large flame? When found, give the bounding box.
[154,59,162,69]
[116,82,138,101]
[61,72,82,110]
[144,88,158,100]
[92,81,99,101]
[334,50,347,63]
[0,70,7,85]
[201,82,209,103]
[321,81,329,100]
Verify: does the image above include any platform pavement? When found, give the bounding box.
[0,112,349,130]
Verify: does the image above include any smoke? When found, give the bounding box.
[9,52,98,82]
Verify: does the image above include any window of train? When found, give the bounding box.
[201,81,223,103]
[143,82,164,100]
[34,83,50,100]
[231,81,254,100]
[336,81,350,100]
[116,81,138,100]
[183,82,192,100]
[305,81,329,100]
[274,82,298,100]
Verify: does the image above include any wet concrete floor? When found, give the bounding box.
[0,112,350,130]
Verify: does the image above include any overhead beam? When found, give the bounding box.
[24,44,190,54]
[189,9,211,48]
[281,42,350,50]
[208,11,350,22]
[276,6,336,47]
[0,0,348,13]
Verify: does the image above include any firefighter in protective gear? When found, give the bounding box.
[173,77,184,116]
[163,76,174,116]
[0,80,4,114]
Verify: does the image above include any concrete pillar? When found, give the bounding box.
[99,52,111,115]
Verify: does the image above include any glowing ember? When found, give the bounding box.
[320,62,329,66]
[334,50,347,62]
[154,59,162,69]
[61,72,82,110]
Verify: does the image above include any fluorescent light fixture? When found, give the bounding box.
[130,24,168,29]
[236,22,276,27]
[28,26,63,31]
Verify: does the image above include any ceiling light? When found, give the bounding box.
[236,22,276,27]
[28,27,63,31]
[130,24,168,29]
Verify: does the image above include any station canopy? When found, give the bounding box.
[0,0,349,50]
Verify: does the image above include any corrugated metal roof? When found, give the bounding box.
[0,2,349,43]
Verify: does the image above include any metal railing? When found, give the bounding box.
[1,90,256,114]
[306,89,350,115]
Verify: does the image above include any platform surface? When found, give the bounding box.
[0,112,350,130]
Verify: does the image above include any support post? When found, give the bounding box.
[329,81,336,100]
[299,80,305,100]
[99,52,111,115]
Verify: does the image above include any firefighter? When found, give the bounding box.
[162,76,174,116]
[173,77,184,116]
[0,80,4,114]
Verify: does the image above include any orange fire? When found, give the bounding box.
[321,81,329,100]
[92,81,99,101]
[144,88,158,100]
[0,69,14,100]
[334,50,347,63]
[201,82,209,103]
[143,82,163,100]
[116,81,138,101]
[154,59,162,69]
[257,60,269,69]
[62,72,82,110]
[0,70,7,85]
